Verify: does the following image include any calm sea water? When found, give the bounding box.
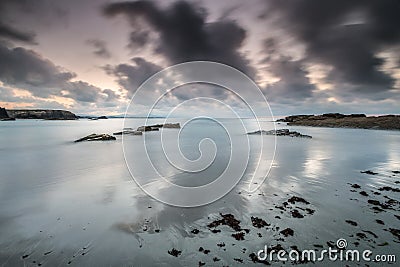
[0,118,399,266]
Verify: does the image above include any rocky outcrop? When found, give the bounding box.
[247,129,312,138]
[137,125,160,132]
[113,130,143,135]
[277,113,400,130]
[136,123,181,132]
[6,109,78,120]
[74,134,116,142]
[0,107,9,119]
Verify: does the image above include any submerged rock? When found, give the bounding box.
[247,129,312,138]
[74,134,116,142]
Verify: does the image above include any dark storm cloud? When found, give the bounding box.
[265,0,400,93]
[259,38,315,101]
[86,39,111,59]
[128,30,150,48]
[103,0,255,77]
[0,43,119,104]
[104,57,162,97]
[0,0,37,43]
[263,57,315,102]
[0,44,74,97]
[0,22,36,44]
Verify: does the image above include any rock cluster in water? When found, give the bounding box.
[247,128,312,138]
[113,123,180,135]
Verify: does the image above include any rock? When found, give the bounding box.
[376,219,385,225]
[287,196,310,204]
[1,117,15,121]
[378,186,400,192]
[345,220,358,226]
[291,209,304,218]
[207,213,242,232]
[231,232,245,240]
[136,123,180,132]
[113,130,142,135]
[377,242,389,246]
[6,109,78,120]
[0,107,10,119]
[368,199,381,206]
[167,248,181,257]
[387,228,400,241]
[247,129,312,138]
[97,116,108,119]
[217,242,225,247]
[280,228,294,237]
[351,184,361,189]
[251,216,270,228]
[356,232,367,239]
[359,191,369,196]
[74,134,116,142]
[191,229,199,234]
[199,247,210,254]
[137,126,159,132]
[361,170,378,175]
[163,123,180,128]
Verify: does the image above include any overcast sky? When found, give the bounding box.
[0,0,399,116]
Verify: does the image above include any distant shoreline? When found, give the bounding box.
[277,113,400,131]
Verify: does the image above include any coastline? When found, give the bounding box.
[278,113,400,131]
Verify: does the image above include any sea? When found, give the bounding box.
[0,118,399,266]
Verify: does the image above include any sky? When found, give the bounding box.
[0,0,399,116]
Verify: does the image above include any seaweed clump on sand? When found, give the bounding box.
[168,248,181,257]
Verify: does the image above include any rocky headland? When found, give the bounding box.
[0,107,15,121]
[1,108,78,120]
[278,113,400,130]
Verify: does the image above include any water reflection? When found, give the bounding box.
[0,119,399,266]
